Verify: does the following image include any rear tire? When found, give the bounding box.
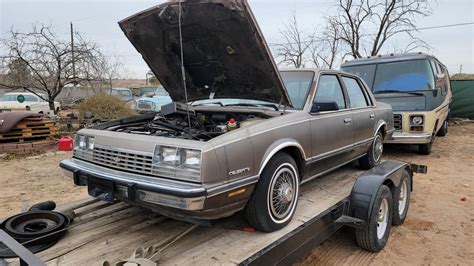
[392,171,411,225]
[356,185,393,252]
[244,152,299,232]
[359,131,383,170]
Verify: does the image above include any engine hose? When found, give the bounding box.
[0,204,71,258]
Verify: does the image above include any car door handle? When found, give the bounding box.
[369,114,375,119]
[344,118,352,124]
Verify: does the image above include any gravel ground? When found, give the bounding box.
[1,123,472,264]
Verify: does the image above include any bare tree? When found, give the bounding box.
[328,0,432,59]
[0,23,104,113]
[275,12,314,68]
[309,21,342,69]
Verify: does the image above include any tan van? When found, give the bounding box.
[342,53,452,155]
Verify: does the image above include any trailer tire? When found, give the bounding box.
[356,185,393,252]
[392,171,411,225]
[359,131,383,170]
[244,152,299,232]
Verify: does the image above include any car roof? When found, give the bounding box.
[279,68,360,79]
[341,52,441,67]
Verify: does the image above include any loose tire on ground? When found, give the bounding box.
[244,152,300,232]
[355,185,393,252]
[392,170,411,225]
[359,131,384,170]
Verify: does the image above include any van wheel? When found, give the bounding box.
[355,185,393,252]
[392,171,411,225]
[436,119,448,137]
[359,131,383,170]
[418,142,432,155]
[244,152,299,232]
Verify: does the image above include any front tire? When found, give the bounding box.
[418,142,432,155]
[359,131,383,170]
[392,171,411,225]
[436,119,448,137]
[356,185,393,252]
[244,152,299,232]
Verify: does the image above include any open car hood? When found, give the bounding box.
[119,0,291,106]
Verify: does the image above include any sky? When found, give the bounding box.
[1,0,473,78]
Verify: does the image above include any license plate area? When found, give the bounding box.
[88,176,115,202]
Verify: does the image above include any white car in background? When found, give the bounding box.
[0,92,60,113]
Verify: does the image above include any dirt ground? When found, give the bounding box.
[0,123,473,264]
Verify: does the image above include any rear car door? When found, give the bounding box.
[307,74,354,178]
[341,76,376,156]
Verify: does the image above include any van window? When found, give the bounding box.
[372,59,435,93]
[342,77,369,108]
[314,75,346,110]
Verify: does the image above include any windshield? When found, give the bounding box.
[155,87,169,96]
[192,71,314,110]
[343,59,435,93]
[280,71,313,109]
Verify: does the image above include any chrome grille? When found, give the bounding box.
[137,101,153,110]
[92,146,153,175]
[393,114,402,130]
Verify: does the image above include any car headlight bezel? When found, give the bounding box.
[74,134,95,151]
[152,145,202,182]
[410,115,424,126]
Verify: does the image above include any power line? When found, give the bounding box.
[268,21,474,46]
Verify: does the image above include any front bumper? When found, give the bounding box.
[385,131,432,144]
[60,158,255,220]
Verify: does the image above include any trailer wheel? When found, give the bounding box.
[244,152,299,232]
[359,131,383,170]
[392,171,411,225]
[356,185,393,252]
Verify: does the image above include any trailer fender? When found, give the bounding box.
[349,161,418,223]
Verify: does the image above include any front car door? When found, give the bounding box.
[306,74,354,180]
[340,75,377,157]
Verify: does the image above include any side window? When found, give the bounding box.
[342,77,369,108]
[313,75,346,110]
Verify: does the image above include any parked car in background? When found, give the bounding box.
[341,53,452,155]
[110,88,134,102]
[0,92,60,113]
[138,86,161,97]
[134,86,172,112]
[60,0,394,232]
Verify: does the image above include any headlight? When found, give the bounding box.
[152,145,202,181]
[411,116,424,125]
[183,149,201,168]
[76,135,86,149]
[161,147,180,165]
[74,134,94,150]
[87,136,95,150]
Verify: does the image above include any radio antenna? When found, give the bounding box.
[178,0,192,138]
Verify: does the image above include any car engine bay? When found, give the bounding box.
[92,103,273,141]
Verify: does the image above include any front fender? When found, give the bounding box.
[257,138,306,176]
[349,160,413,222]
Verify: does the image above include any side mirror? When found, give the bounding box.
[311,101,339,113]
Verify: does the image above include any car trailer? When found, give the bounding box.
[1,160,426,265]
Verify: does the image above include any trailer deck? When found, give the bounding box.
[3,164,362,265]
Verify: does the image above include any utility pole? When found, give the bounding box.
[70,22,76,83]
[459,64,463,74]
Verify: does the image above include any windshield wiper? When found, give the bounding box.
[374,90,424,96]
[225,103,279,111]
